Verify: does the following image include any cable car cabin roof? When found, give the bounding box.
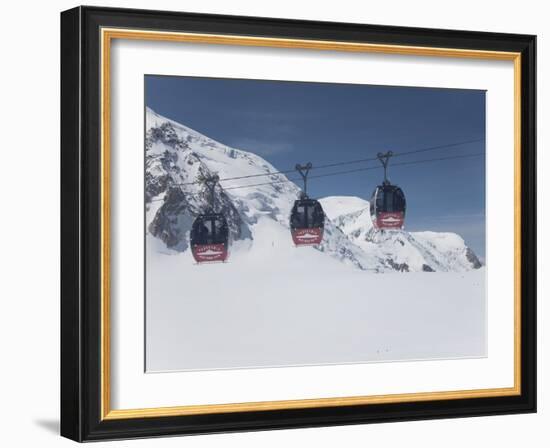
[292,197,323,206]
[372,184,405,194]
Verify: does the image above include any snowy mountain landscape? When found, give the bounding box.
[144,108,486,372]
[145,107,481,273]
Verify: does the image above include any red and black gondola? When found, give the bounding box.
[370,151,407,230]
[370,184,406,230]
[290,198,325,246]
[289,162,325,246]
[190,174,229,263]
[190,213,229,263]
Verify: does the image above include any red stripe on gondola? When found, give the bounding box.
[291,227,324,246]
[374,211,405,230]
[191,243,228,263]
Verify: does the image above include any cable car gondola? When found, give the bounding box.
[190,213,229,262]
[370,151,407,230]
[190,174,229,263]
[289,163,325,246]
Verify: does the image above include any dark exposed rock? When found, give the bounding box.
[148,188,195,251]
[465,247,482,269]
[148,123,188,150]
[146,122,250,252]
[386,258,409,272]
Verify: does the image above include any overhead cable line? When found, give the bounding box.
[173,137,484,187]
[148,151,484,201]
[222,152,484,191]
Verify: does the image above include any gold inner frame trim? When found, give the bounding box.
[100,27,522,420]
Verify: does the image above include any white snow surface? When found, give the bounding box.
[146,231,486,371]
[144,108,486,372]
[319,195,370,218]
[320,196,480,272]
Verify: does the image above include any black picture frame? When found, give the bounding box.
[61,5,536,442]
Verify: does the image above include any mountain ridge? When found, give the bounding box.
[145,108,481,272]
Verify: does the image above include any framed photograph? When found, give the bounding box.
[60,6,536,442]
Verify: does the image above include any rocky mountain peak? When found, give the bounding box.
[145,108,481,272]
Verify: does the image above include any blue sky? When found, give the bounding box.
[145,76,486,260]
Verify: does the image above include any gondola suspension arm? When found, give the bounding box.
[295,162,313,198]
[377,151,394,185]
[199,173,220,213]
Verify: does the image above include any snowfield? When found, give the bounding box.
[146,229,486,371]
[144,108,486,372]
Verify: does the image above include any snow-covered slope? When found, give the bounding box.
[145,108,481,272]
[145,107,375,270]
[320,196,482,272]
[320,196,370,219]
